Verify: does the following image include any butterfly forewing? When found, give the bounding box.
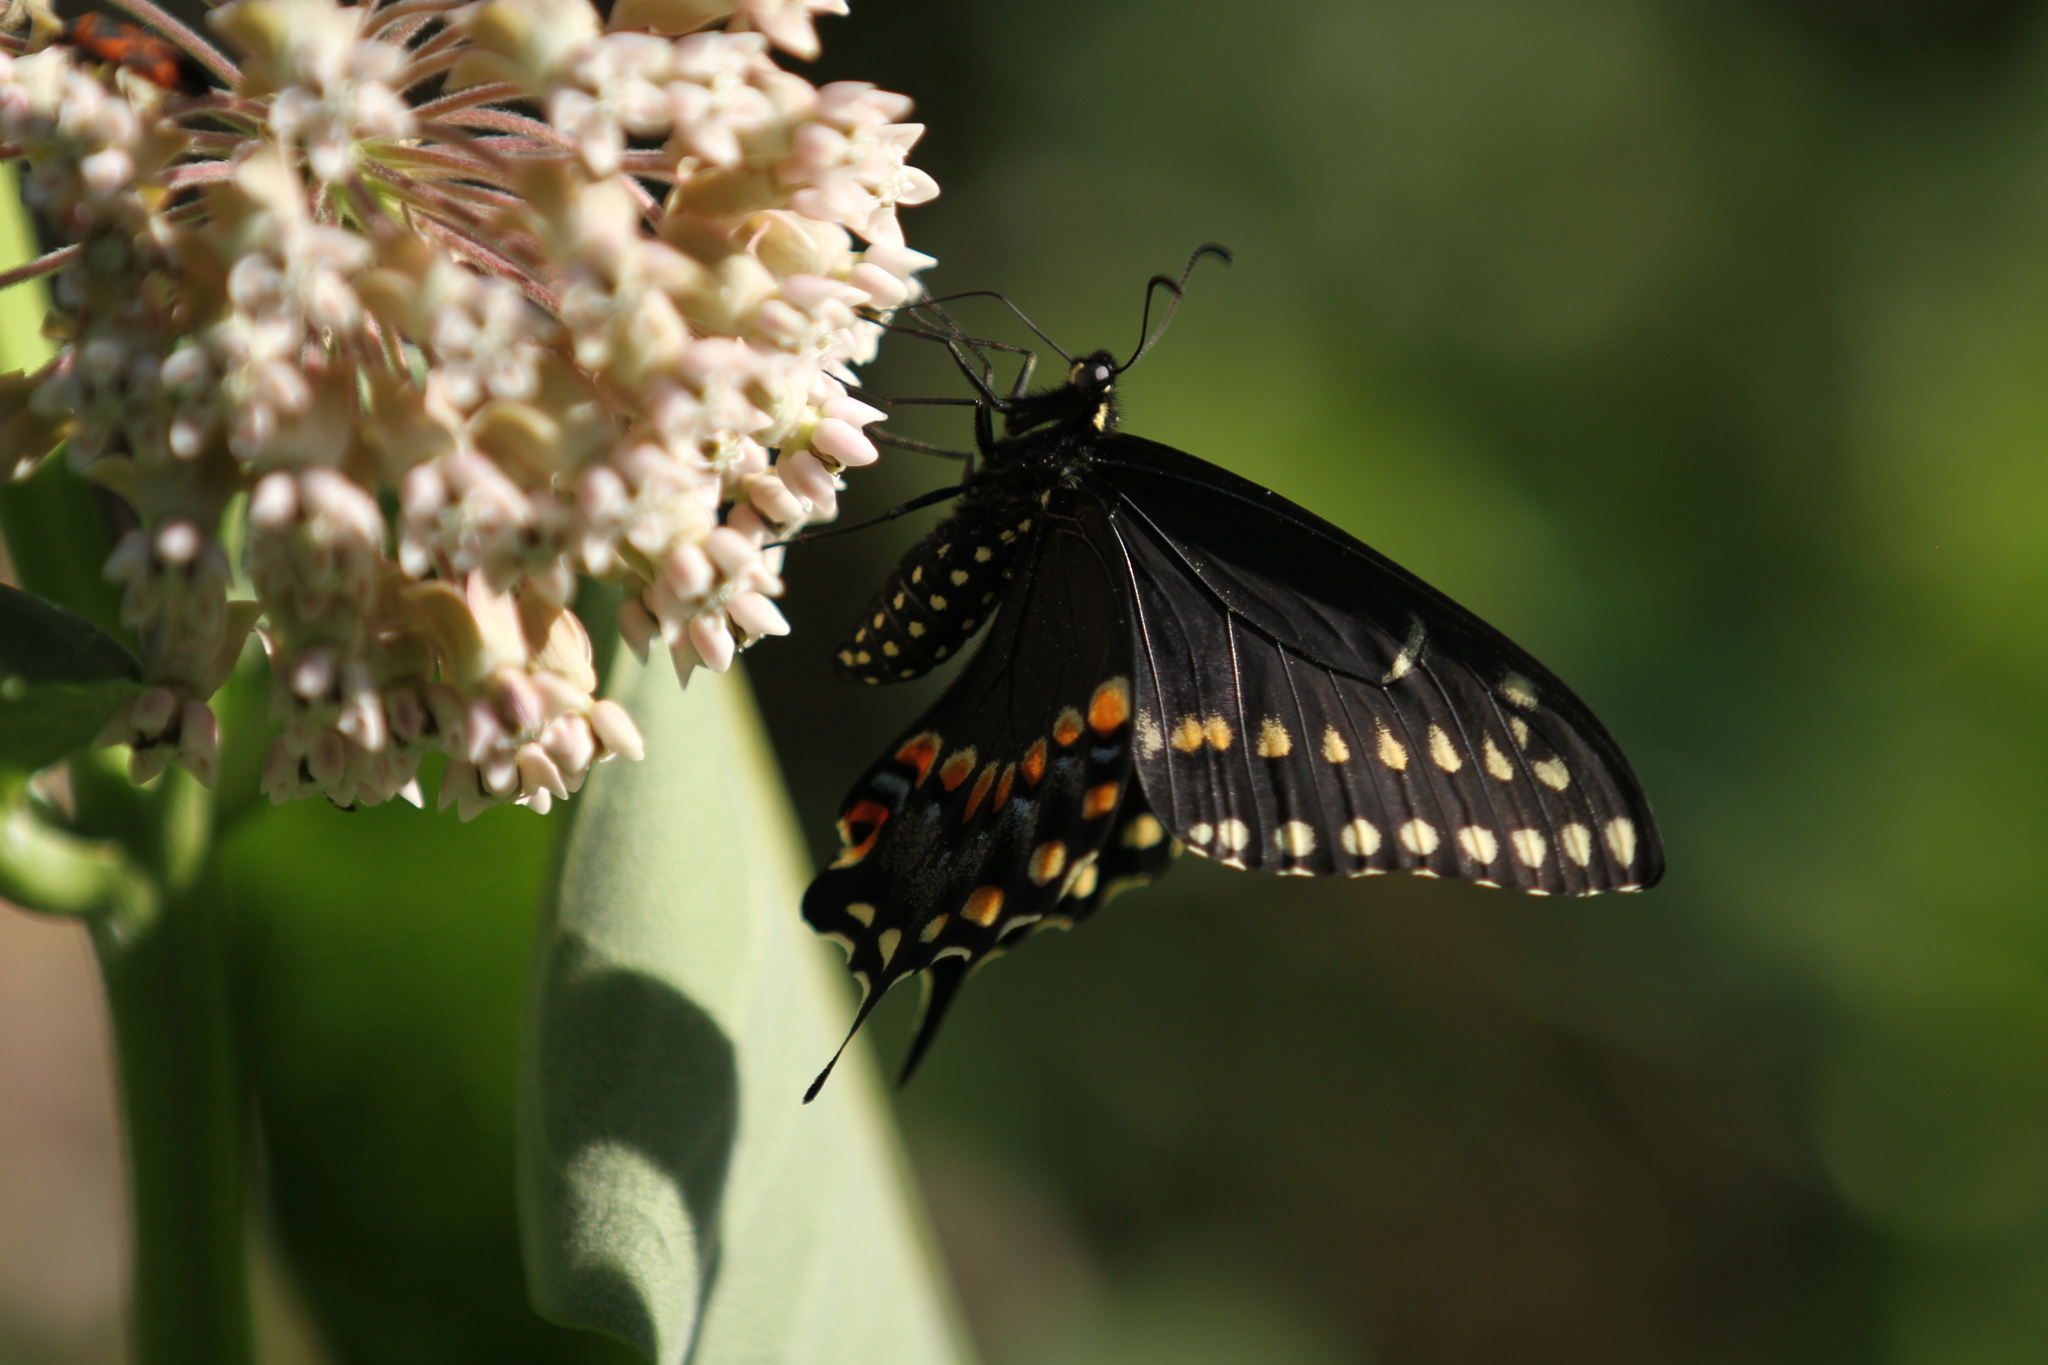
[805,491,1151,1078]
[1089,435,1663,896]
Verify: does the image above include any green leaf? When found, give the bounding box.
[519,656,973,1365]
[0,581,141,772]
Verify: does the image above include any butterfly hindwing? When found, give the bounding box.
[1089,435,1662,896]
[804,489,1146,1084]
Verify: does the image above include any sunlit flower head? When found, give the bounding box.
[0,0,935,815]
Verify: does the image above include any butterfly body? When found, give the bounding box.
[802,345,1663,1096]
[59,15,210,96]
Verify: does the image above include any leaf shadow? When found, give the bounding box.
[532,934,739,1364]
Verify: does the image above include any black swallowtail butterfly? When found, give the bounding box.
[800,249,1663,1100]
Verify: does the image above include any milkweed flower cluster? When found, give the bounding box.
[0,0,935,815]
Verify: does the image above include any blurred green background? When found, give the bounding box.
[10,0,2048,1361]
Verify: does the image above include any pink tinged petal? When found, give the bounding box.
[542,716,597,778]
[129,745,171,786]
[726,591,789,639]
[588,700,645,762]
[665,542,715,599]
[518,744,570,800]
[308,732,347,789]
[618,596,657,662]
[704,526,760,577]
[810,416,877,466]
[388,688,427,745]
[668,632,702,685]
[846,262,907,309]
[497,671,546,735]
[531,671,590,723]
[688,612,735,673]
[748,474,805,525]
[779,449,837,509]
[480,751,520,796]
[177,702,220,788]
[132,686,179,738]
[522,788,555,816]
[262,736,297,803]
[291,651,336,702]
[438,760,477,813]
[823,393,887,428]
[464,701,506,764]
[398,780,425,809]
[250,473,299,530]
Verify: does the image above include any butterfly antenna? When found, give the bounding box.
[1118,242,1233,373]
[896,958,972,1089]
[803,983,888,1104]
[914,290,1074,364]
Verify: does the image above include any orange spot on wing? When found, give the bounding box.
[940,746,978,791]
[993,763,1016,811]
[894,732,942,786]
[963,886,1004,926]
[1021,739,1048,785]
[963,763,996,822]
[1083,782,1120,819]
[1053,708,1084,746]
[1088,677,1130,735]
[832,799,891,867]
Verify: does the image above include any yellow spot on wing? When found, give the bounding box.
[1377,725,1408,771]
[963,886,1004,926]
[1428,725,1462,773]
[847,902,875,927]
[939,746,977,791]
[1029,841,1068,885]
[1136,713,1165,757]
[1501,672,1538,710]
[1053,708,1084,746]
[1509,716,1531,749]
[1511,828,1547,868]
[1123,814,1165,849]
[1483,735,1514,780]
[1089,677,1131,734]
[1204,715,1233,750]
[877,928,901,968]
[1171,716,1205,752]
[1604,817,1637,866]
[1340,819,1380,856]
[1456,826,1498,863]
[1217,819,1250,851]
[1561,823,1593,866]
[1398,819,1439,855]
[1279,821,1316,856]
[1188,821,1214,844]
[950,569,969,586]
[1532,757,1571,791]
[1322,726,1350,763]
[919,914,948,942]
[1083,782,1120,818]
[1257,717,1292,757]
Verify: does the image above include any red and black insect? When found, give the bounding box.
[58,13,210,96]
[800,248,1665,1098]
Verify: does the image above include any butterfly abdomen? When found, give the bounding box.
[834,493,1041,685]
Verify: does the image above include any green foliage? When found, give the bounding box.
[0,582,139,774]
[519,655,969,1365]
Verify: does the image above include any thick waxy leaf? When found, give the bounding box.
[0,582,141,772]
[519,656,969,1365]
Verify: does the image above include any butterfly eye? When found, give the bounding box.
[1093,365,1112,383]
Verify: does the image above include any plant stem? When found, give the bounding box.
[91,865,254,1365]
